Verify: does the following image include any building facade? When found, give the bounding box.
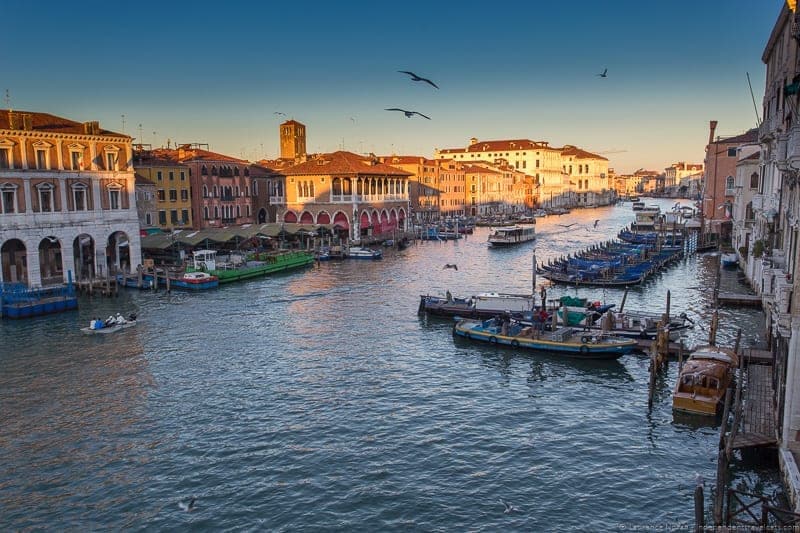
[279,151,411,242]
[134,174,157,232]
[379,156,442,223]
[280,120,307,161]
[133,150,192,230]
[0,110,141,286]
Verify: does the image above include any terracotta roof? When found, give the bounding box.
[154,147,248,164]
[439,139,553,153]
[713,129,759,145]
[281,120,304,127]
[133,153,187,167]
[135,173,155,185]
[463,164,501,174]
[560,145,608,160]
[380,155,429,165]
[282,151,412,176]
[0,109,127,138]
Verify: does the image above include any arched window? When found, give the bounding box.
[309,182,315,197]
[750,172,759,189]
[214,206,219,218]
[203,185,208,198]
[212,166,218,176]
[332,177,342,196]
[725,175,735,191]
[234,167,240,176]
[244,168,249,177]
[204,206,209,220]
[107,183,122,210]
[343,178,352,195]
[201,165,208,176]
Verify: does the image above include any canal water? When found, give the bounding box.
[0,198,782,530]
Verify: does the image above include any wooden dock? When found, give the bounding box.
[717,292,762,308]
[730,364,777,450]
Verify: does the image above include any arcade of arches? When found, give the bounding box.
[0,231,134,287]
[282,208,407,240]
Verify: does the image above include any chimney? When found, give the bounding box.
[7,111,20,130]
[469,137,478,145]
[708,120,718,145]
[178,146,186,161]
[22,113,32,131]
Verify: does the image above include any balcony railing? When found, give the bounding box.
[269,196,286,204]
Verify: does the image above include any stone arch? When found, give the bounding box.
[73,234,95,280]
[258,208,267,224]
[371,211,380,230]
[317,211,331,224]
[38,237,63,286]
[1,238,28,284]
[283,211,298,223]
[299,211,314,224]
[389,209,398,228]
[398,208,406,229]
[360,211,371,229]
[333,211,349,229]
[380,209,390,232]
[107,231,131,273]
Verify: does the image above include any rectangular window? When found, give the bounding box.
[1,188,16,213]
[169,189,177,202]
[71,151,81,170]
[727,147,737,157]
[158,210,167,225]
[170,210,178,223]
[157,189,165,201]
[181,209,189,224]
[145,213,152,225]
[180,189,189,201]
[180,171,186,181]
[157,171,163,181]
[106,152,116,171]
[109,189,120,210]
[169,171,174,181]
[73,188,86,211]
[39,188,53,212]
[0,148,10,169]
[36,149,47,169]
[750,173,759,189]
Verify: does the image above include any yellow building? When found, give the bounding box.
[133,150,193,230]
[280,120,307,161]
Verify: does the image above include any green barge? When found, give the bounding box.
[186,249,314,283]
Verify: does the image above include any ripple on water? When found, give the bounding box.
[0,199,784,530]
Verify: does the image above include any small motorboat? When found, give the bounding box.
[346,246,383,259]
[673,345,738,415]
[721,252,738,268]
[81,316,137,335]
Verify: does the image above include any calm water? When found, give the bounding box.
[0,198,782,531]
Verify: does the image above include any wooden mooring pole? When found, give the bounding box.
[709,310,719,347]
[694,480,705,532]
[714,387,733,526]
[725,329,744,460]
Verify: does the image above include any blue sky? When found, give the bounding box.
[0,0,784,173]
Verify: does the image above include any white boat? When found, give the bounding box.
[81,320,137,335]
[721,253,738,268]
[488,225,536,246]
[346,246,383,259]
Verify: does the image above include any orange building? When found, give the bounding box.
[280,151,411,242]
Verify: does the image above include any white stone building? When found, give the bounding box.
[0,110,141,287]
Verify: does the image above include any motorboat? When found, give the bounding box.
[453,317,637,360]
[419,292,536,318]
[673,345,738,415]
[488,225,536,246]
[346,246,383,259]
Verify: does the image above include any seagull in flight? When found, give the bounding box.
[273,111,286,116]
[385,108,431,120]
[499,499,520,514]
[593,219,599,228]
[596,68,608,78]
[397,70,439,89]
[557,223,576,228]
[443,264,458,271]
[178,497,197,512]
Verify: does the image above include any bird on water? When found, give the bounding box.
[385,108,431,120]
[178,497,197,512]
[397,70,439,89]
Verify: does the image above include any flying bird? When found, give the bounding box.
[593,219,599,228]
[397,70,439,89]
[444,264,458,271]
[499,499,520,514]
[385,108,431,120]
[273,111,286,116]
[178,497,197,512]
[596,68,608,78]
[557,223,576,228]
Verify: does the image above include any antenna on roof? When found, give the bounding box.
[121,114,126,133]
[746,72,761,127]
[4,89,10,111]
[138,123,143,143]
